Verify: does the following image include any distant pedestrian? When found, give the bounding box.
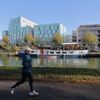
[10,47,39,96]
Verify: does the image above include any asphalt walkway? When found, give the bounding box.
[0,81,100,100]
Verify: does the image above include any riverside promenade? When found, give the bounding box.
[0,81,100,100]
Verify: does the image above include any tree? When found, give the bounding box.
[52,33,63,49]
[2,35,9,44]
[11,46,20,52]
[82,31,98,45]
[52,33,63,45]
[82,31,98,50]
[24,32,34,45]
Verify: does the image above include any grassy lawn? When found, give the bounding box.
[0,66,100,84]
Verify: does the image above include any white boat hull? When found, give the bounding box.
[18,49,89,58]
[42,49,89,58]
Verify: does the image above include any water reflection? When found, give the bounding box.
[0,57,21,67]
[0,57,100,68]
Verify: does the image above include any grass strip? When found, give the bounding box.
[0,66,100,84]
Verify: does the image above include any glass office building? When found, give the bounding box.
[8,16,37,44]
[8,16,67,45]
[34,23,66,45]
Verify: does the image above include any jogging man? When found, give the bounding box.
[10,47,39,96]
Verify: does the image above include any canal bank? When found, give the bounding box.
[0,52,17,57]
[1,51,100,58]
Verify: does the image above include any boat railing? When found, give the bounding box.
[43,49,89,56]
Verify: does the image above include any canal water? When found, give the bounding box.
[0,57,100,68]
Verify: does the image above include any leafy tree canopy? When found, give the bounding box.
[82,31,98,45]
[2,35,9,44]
[52,32,63,44]
[24,32,34,43]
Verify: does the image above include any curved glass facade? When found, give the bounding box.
[34,23,66,45]
[8,17,37,44]
[8,16,67,45]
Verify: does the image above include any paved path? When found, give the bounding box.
[0,81,100,100]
